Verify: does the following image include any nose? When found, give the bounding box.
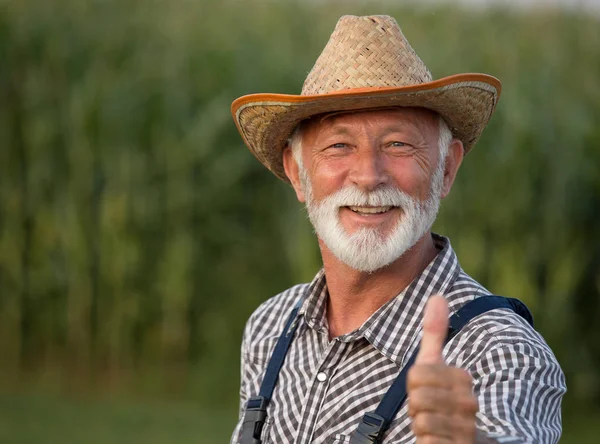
[348,148,389,191]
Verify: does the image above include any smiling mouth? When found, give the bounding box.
[346,206,396,215]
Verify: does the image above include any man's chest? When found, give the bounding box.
[243,331,418,444]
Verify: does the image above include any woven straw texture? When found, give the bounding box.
[303,15,432,94]
[232,15,501,182]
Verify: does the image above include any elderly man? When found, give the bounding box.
[230,15,565,444]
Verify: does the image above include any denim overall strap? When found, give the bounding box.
[239,298,303,444]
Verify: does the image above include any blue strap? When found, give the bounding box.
[259,299,303,400]
[350,295,533,444]
[240,298,303,444]
[447,296,533,341]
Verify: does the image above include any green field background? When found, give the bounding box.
[0,0,599,442]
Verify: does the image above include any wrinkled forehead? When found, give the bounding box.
[296,107,440,147]
[298,107,440,135]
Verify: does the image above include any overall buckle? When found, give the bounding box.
[350,412,387,444]
[239,396,268,444]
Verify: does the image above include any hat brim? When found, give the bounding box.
[231,73,501,182]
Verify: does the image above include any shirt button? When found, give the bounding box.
[316,371,328,382]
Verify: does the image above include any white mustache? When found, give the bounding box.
[317,185,418,210]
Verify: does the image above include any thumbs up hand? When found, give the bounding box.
[407,295,479,443]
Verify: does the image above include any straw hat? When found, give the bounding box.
[231,15,501,182]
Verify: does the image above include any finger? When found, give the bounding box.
[453,393,479,416]
[451,367,473,387]
[416,435,453,444]
[408,366,472,391]
[411,412,454,439]
[450,368,475,396]
[408,365,453,390]
[452,415,477,441]
[416,295,450,365]
[408,387,454,417]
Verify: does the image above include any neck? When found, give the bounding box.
[320,233,438,339]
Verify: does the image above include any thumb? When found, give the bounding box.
[415,295,450,365]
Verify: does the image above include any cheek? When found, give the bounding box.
[310,157,351,194]
[388,158,434,199]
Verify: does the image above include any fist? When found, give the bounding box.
[407,295,479,443]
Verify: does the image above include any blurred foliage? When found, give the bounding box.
[0,392,231,443]
[0,0,598,441]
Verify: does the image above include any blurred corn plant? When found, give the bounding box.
[0,0,598,433]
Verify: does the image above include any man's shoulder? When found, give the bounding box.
[249,282,308,323]
[450,272,529,328]
[243,283,309,345]
[446,270,548,344]
[445,271,559,367]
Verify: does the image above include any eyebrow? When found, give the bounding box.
[323,123,418,136]
[322,125,354,136]
[378,125,418,136]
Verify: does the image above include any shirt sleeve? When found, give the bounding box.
[471,337,566,444]
[230,316,254,444]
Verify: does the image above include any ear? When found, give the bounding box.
[283,145,306,203]
[440,138,464,199]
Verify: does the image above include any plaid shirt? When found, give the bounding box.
[231,235,566,444]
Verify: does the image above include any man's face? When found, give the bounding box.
[287,108,456,272]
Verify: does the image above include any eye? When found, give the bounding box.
[330,142,348,149]
[389,141,407,147]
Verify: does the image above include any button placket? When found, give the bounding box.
[294,339,347,444]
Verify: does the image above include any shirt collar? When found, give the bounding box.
[298,268,329,334]
[298,234,462,365]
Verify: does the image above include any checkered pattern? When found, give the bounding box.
[231,235,566,443]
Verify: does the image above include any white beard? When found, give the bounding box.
[300,164,444,273]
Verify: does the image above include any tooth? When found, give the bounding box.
[348,206,392,214]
